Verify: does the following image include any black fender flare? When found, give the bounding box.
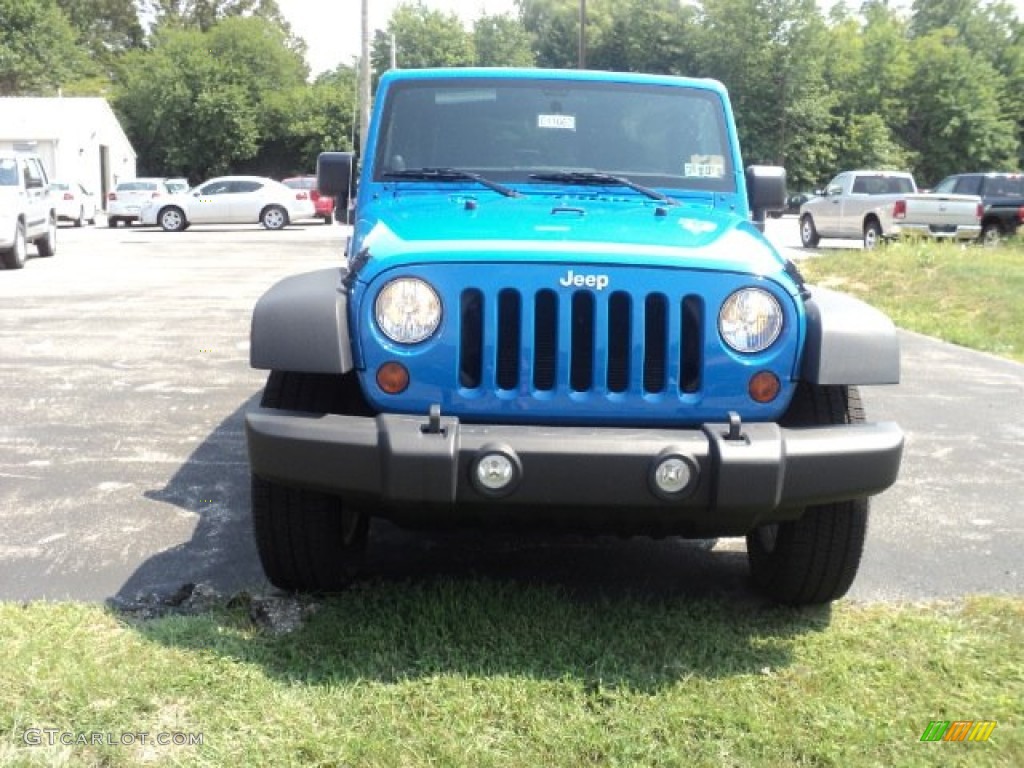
[250,268,353,374]
[801,286,900,385]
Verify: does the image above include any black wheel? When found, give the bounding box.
[323,211,334,225]
[159,207,187,232]
[252,371,370,592]
[261,205,288,230]
[747,384,869,605]
[863,219,883,249]
[107,217,118,228]
[980,222,1002,247]
[74,207,84,227]
[1,221,28,269]
[35,215,56,257]
[799,214,820,248]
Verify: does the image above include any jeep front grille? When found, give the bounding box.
[458,287,704,396]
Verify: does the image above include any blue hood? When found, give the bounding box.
[351,191,792,288]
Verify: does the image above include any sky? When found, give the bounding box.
[277,0,1024,78]
[277,0,517,76]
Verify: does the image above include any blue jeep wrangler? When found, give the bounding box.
[245,68,903,605]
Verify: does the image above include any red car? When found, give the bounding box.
[282,176,335,224]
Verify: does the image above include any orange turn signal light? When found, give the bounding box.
[748,371,781,403]
[376,362,410,394]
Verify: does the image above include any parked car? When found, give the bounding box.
[0,150,57,269]
[107,178,176,227]
[932,172,1024,245]
[799,170,982,248]
[140,175,316,231]
[282,175,335,224]
[50,180,98,227]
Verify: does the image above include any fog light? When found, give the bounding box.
[748,371,781,403]
[376,362,409,394]
[477,454,513,489]
[472,446,521,497]
[650,452,697,500]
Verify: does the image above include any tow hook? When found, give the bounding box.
[726,411,744,442]
[422,403,445,435]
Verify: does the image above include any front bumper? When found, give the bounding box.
[245,409,903,535]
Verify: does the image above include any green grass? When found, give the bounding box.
[798,238,1024,362]
[2,583,1021,767]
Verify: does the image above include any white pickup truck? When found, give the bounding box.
[799,170,982,249]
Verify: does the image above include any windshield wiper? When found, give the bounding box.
[528,171,679,206]
[383,167,522,198]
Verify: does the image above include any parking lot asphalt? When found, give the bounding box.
[0,219,1020,604]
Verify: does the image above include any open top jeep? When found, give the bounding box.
[245,68,903,605]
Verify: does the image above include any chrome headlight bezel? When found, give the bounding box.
[374,277,442,345]
[718,287,784,354]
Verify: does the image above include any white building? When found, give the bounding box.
[0,97,137,204]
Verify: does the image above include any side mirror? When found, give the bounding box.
[746,165,787,230]
[317,152,354,211]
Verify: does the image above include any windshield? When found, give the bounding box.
[374,78,735,193]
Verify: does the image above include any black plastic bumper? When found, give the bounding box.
[245,408,904,536]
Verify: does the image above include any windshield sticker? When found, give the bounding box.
[435,89,497,105]
[684,155,725,178]
[538,114,576,131]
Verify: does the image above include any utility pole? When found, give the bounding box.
[359,0,371,159]
[578,0,586,69]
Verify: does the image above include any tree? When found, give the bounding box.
[372,2,474,75]
[900,28,1018,184]
[473,13,535,67]
[823,2,914,174]
[0,0,90,94]
[246,65,359,177]
[148,0,290,33]
[516,0,585,69]
[693,0,836,189]
[586,0,699,75]
[56,0,145,60]
[114,15,308,179]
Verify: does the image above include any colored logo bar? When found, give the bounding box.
[920,720,997,742]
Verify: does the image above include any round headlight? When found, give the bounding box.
[719,288,783,353]
[375,278,442,344]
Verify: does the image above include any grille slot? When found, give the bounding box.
[607,292,631,392]
[458,285,703,398]
[496,289,521,390]
[681,296,703,393]
[643,294,667,393]
[570,292,595,391]
[459,289,483,388]
[533,290,557,391]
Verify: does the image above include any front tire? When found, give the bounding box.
[747,384,870,605]
[261,205,288,230]
[800,214,820,248]
[251,371,370,592]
